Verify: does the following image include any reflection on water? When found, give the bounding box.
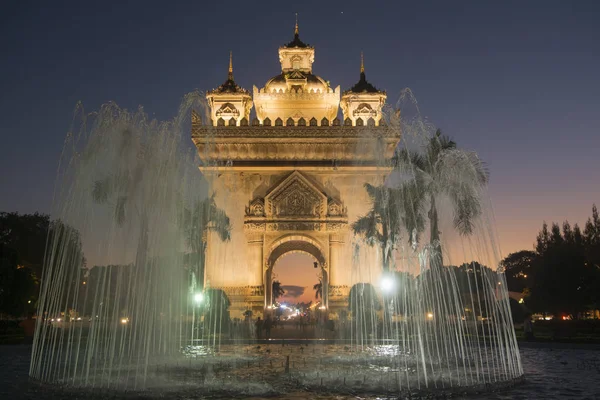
[1,344,599,399]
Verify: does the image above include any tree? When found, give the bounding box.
[0,213,85,318]
[348,283,381,337]
[313,279,323,300]
[390,271,415,316]
[529,221,591,318]
[0,212,49,281]
[272,280,285,302]
[500,250,536,293]
[0,244,37,317]
[352,183,420,272]
[183,195,231,291]
[201,288,231,335]
[393,130,488,267]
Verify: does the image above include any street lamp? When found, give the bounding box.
[193,292,204,304]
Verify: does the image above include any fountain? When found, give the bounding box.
[30,90,523,398]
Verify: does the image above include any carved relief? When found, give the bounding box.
[216,102,240,117]
[329,285,350,297]
[327,198,347,217]
[270,222,321,231]
[326,222,344,231]
[266,172,326,218]
[245,198,265,217]
[353,103,377,117]
[244,222,266,232]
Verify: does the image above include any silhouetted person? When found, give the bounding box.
[255,317,263,340]
[264,315,273,339]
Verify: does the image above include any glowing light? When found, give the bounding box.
[82,281,86,285]
[426,313,434,320]
[523,274,527,278]
[518,298,524,304]
[544,316,552,321]
[76,317,82,321]
[56,318,61,322]
[27,300,31,304]
[193,292,204,304]
[380,275,395,293]
[120,318,129,324]
[319,306,326,310]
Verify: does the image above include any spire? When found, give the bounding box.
[295,13,299,36]
[344,51,382,94]
[284,14,310,48]
[228,51,233,81]
[360,51,364,74]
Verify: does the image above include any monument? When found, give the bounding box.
[192,22,399,317]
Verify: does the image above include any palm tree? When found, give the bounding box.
[91,128,153,280]
[183,194,231,290]
[272,280,285,302]
[348,283,381,337]
[313,279,323,300]
[201,288,231,336]
[393,130,488,266]
[352,185,403,273]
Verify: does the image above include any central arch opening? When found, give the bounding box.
[273,252,321,306]
[265,236,329,336]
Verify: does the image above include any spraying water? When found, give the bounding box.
[30,90,522,397]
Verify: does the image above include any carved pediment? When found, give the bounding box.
[265,171,327,218]
[353,103,377,116]
[216,102,240,117]
[327,198,347,217]
[245,198,265,217]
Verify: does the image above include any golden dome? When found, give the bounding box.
[263,71,329,94]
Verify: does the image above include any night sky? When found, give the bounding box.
[1,1,599,302]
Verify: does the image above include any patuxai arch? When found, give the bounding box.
[191,23,400,317]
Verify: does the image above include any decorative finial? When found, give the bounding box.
[295,13,299,36]
[228,51,233,80]
[360,51,364,74]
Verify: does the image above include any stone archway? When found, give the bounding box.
[265,235,328,309]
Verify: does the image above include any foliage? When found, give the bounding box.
[182,194,231,290]
[201,288,231,334]
[82,264,133,317]
[352,183,418,272]
[0,212,49,279]
[348,283,380,335]
[272,280,285,301]
[393,130,488,265]
[0,244,37,317]
[417,261,498,319]
[502,205,600,318]
[313,279,322,299]
[0,212,85,318]
[354,130,488,275]
[500,250,536,293]
[390,271,416,316]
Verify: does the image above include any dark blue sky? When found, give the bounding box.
[1,0,599,254]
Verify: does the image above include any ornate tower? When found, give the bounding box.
[206,52,253,126]
[253,19,340,125]
[340,52,387,126]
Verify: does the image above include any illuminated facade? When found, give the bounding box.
[193,22,399,317]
